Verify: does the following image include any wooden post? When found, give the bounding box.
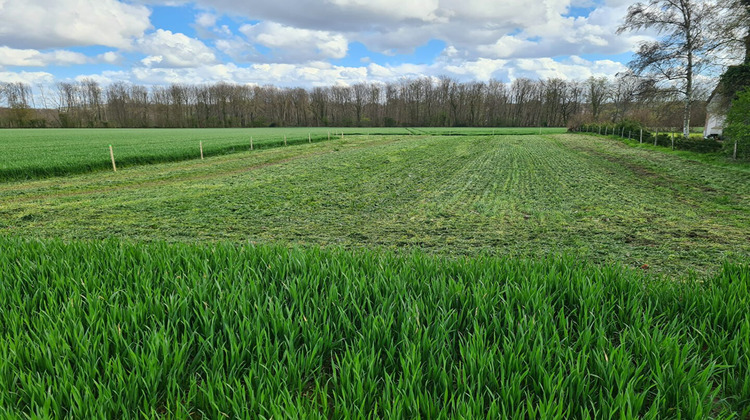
[734,138,738,159]
[250,136,253,150]
[341,132,344,139]
[654,129,658,146]
[621,127,625,137]
[200,141,204,160]
[640,128,643,143]
[671,131,675,150]
[308,133,311,143]
[284,135,287,146]
[109,145,117,172]
[604,126,608,136]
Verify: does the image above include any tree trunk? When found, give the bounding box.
[683,39,694,138]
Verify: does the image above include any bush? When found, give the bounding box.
[724,87,750,160]
[578,121,723,154]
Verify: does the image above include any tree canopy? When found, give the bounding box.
[618,0,723,138]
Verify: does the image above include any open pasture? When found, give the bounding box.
[2,132,748,276]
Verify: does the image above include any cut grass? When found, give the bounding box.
[0,237,748,418]
[2,133,748,277]
[0,127,566,181]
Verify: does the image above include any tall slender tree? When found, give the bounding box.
[618,0,721,137]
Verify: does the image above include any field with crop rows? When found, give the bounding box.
[2,132,748,276]
[1,129,749,418]
[0,127,566,181]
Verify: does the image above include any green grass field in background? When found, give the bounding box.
[0,127,566,181]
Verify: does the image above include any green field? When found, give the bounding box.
[2,129,750,418]
[2,132,748,276]
[0,127,566,181]
[1,238,748,418]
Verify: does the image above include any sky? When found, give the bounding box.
[0,0,648,89]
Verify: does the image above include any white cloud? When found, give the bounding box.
[1,0,646,88]
[239,22,348,62]
[0,47,88,67]
[0,70,55,85]
[118,62,369,86]
[510,56,628,80]
[0,0,150,49]
[176,0,631,58]
[97,52,123,65]
[135,30,217,68]
[196,13,218,28]
[46,54,626,90]
[325,0,442,22]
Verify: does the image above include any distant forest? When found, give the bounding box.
[0,74,707,129]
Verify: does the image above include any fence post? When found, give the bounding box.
[109,145,117,172]
[654,129,658,146]
[250,136,253,150]
[640,128,643,143]
[200,141,204,160]
[671,131,675,150]
[309,133,311,143]
[284,135,287,146]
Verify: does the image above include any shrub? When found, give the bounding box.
[724,87,750,160]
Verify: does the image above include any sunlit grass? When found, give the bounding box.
[2,133,748,277]
[0,127,566,181]
[0,237,748,418]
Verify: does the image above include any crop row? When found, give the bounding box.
[0,237,748,418]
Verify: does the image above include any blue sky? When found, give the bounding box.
[0,0,642,89]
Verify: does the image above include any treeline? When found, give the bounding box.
[0,75,706,129]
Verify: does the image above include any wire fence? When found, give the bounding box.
[577,123,748,159]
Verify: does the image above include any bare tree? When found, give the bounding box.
[618,0,722,137]
[586,77,610,121]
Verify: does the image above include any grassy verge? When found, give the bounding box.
[1,237,748,418]
[580,131,750,168]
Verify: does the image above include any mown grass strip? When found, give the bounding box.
[0,237,748,418]
[2,134,748,277]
